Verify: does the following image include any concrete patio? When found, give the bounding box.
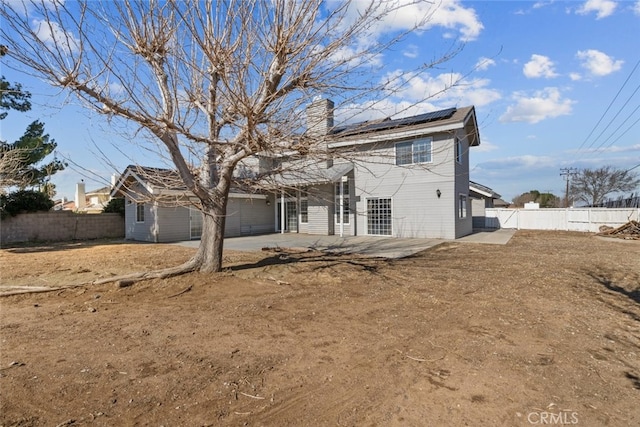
[176,228,516,259]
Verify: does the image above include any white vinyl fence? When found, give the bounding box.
[482,208,639,233]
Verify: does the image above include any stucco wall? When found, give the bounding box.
[1,212,125,246]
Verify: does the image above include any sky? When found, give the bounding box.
[1,0,639,203]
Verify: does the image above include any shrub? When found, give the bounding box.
[102,198,125,216]
[0,189,54,219]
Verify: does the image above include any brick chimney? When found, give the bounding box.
[306,98,334,137]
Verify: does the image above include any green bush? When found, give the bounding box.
[0,189,54,219]
[102,198,125,216]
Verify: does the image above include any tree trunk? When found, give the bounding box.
[189,166,232,273]
[192,202,227,273]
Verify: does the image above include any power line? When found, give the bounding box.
[574,58,640,157]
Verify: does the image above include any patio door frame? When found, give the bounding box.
[276,193,298,233]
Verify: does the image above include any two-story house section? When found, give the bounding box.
[112,99,480,242]
[269,99,481,240]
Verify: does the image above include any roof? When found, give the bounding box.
[469,180,501,199]
[110,165,267,199]
[328,106,480,148]
[268,162,354,188]
[331,107,457,136]
[86,186,111,195]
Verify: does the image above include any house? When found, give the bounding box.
[469,181,506,229]
[53,181,112,213]
[112,100,482,242]
[111,165,274,242]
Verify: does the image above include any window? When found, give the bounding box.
[136,202,145,222]
[335,180,350,224]
[455,137,463,164]
[300,188,308,224]
[300,200,308,223]
[367,198,392,235]
[459,195,467,219]
[396,138,432,165]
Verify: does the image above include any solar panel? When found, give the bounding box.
[331,107,457,136]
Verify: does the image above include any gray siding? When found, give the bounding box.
[234,196,275,236]
[225,199,242,237]
[353,133,462,239]
[156,206,191,242]
[123,186,275,242]
[306,184,333,235]
[453,129,473,238]
[123,184,157,242]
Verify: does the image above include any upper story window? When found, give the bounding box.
[455,137,463,164]
[396,138,432,165]
[136,202,145,222]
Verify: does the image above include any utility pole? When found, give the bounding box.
[560,167,578,208]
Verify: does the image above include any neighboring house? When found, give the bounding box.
[53,181,112,213]
[469,181,505,229]
[75,181,111,213]
[112,99,482,242]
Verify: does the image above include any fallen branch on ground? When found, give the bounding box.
[0,260,200,297]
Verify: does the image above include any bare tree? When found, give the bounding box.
[0,147,30,192]
[1,0,464,276]
[570,166,640,206]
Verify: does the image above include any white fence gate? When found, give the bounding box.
[482,208,639,232]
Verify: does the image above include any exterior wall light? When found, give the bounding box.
[436,189,441,198]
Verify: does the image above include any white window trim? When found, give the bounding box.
[335,180,350,225]
[299,199,308,224]
[135,202,145,223]
[455,137,463,164]
[366,197,393,236]
[395,137,433,166]
[458,194,467,219]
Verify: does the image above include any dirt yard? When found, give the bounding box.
[1,230,639,426]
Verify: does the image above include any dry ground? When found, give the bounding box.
[0,230,639,426]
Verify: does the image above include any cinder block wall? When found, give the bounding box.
[0,212,125,246]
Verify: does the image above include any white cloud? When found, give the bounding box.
[335,0,484,43]
[532,2,551,10]
[476,155,557,171]
[32,18,80,54]
[385,70,501,108]
[569,72,582,81]
[576,49,623,76]
[334,71,501,125]
[634,1,640,15]
[571,143,640,154]
[523,54,558,78]
[474,139,498,153]
[403,45,419,59]
[4,0,60,17]
[475,57,496,71]
[500,87,575,124]
[576,0,617,19]
[427,0,484,41]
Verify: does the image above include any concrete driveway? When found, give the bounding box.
[176,228,515,259]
